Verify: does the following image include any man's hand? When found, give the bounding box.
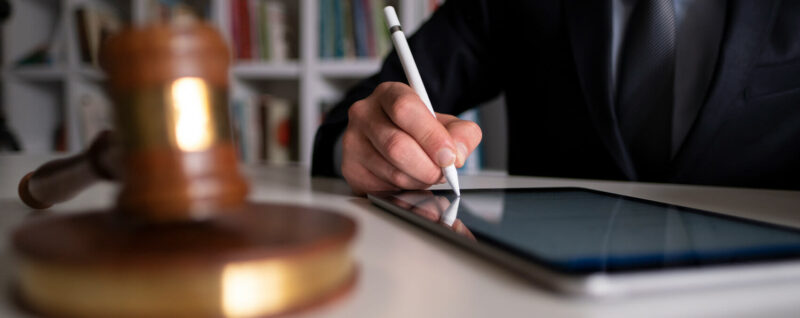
[341,82,482,195]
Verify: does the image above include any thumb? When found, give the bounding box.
[437,113,483,168]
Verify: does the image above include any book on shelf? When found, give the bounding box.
[231,0,252,59]
[144,0,213,23]
[74,5,122,67]
[320,0,392,60]
[230,0,296,62]
[263,1,290,61]
[332,0,345,58]
[230,95,298,165]
[351,0,368,57]
[319,0,333,58]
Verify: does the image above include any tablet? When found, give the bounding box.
[368,188,800,297]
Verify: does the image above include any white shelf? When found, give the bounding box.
[317,59,382,78]
[231,61,301,79]
[78,66,107,81]
[5,65,107,82]
[5,65,66,81]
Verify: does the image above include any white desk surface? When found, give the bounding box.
[2,154,800,318]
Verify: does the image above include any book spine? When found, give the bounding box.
[352,0,368,58]
[332,0,345,58]
[244,96,259,163]
[230,100,245,161]
[238,0,253,60]
[265,96,293,164]
[266,1,288,61]
[86,8,101,66]
[259,1,271,60]
[74,8,92,64]
[248,0,261,60]
[258,97,268,161]
[320,0,337,59]
[361,0,376,57]
[370,0,390,58]
[342,0,355,58]
[319,0,327,58]
[230,0,242,59]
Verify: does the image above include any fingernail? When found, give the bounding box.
[435,148,456,167]
[456,142,468,162]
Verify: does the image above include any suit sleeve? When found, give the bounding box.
[311,0,502,176]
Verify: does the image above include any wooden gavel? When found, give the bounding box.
[12,20,356,318]
[17,21,248,221]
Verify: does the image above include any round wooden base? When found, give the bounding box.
[12,203,357,318]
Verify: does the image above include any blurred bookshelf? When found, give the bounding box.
[317,59,382,78]
[231,61,301,79]
[5,65,67,81]
[2,0,440,167]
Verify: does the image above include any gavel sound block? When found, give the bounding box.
[12,21,356,318]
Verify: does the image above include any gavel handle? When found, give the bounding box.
[18,131,119,209]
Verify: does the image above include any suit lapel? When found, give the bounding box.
[564,0,637,180]
[672,0,781,171]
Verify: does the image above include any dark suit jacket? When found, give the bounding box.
[312,0,800,190]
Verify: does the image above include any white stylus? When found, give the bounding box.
[383,6,461,196]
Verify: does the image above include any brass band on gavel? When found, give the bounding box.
[102,22,248,221]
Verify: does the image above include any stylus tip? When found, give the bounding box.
[443,165,460,196]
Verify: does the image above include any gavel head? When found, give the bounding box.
[101,21,248,222]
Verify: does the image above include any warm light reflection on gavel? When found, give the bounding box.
[222,262,285,318]
[171,77,213,151]
[221,244,353,318]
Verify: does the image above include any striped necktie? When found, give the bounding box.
[616,0,676,180]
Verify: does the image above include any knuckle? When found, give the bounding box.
[341,130,358,151]
[341,161,356,182]
[383,131,407,160]
[386,100,407,119]
[418,127,444,149]
[420,168,441,185]
[382,81,407,94]
[387,94,419,119]
[375,81,395,94]
[348,100,369,121]
[389,169,411,188]
[390,169,429,189]
[465,120,483,141]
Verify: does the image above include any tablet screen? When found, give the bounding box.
[373,188,800,274]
